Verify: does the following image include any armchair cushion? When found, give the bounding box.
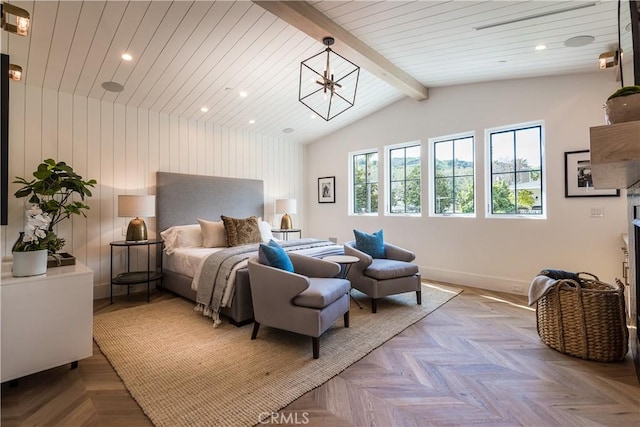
[354,229,386,258]
[366,258,419,280]
[293,277,350,309]
[258,240,293,272]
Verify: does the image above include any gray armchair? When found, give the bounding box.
[344,240,421,313]
[247,253,350,359]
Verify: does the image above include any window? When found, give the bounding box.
[386,142,421,214]
[431,134,475,216]
[487,123,544,217]
[350,150,378,214]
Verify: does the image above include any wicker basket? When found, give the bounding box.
[535,272,628,362]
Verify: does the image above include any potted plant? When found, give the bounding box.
[13,159,97,257]
[604,85,640,124]
[10,204,56,276]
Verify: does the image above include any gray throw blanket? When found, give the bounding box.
[194,238,340,326]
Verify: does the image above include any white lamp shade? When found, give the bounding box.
[118,195,156,218]
[275,199,297,214]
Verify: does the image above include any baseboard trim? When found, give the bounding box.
[419,266,529,296]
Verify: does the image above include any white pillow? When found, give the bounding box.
[259,221,274,242]
[197,218,228,248]
[160,224,203,254]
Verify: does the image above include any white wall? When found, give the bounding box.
[305,71,628,294]
[3,84,303,298]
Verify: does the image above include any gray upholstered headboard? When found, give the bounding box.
[156,172,264,232]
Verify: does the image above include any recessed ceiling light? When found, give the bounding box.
[249,119,255,124]
[200,107,208,113]
[282,128,294,134]
[121,53,133,61]
[310,114,316,119]
[101,81,124,92]
[535,45,547,51]
[564,35,595,47]
[239,91,248,98]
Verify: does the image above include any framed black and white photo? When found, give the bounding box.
[564,150,620,198]
[318,176,335,203]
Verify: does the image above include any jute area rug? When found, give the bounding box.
[93,283,461,427]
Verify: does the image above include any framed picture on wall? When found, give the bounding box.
[318,176,335,203]
[564,150,620,198]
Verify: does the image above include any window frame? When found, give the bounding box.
[428,132,476,218]
[348,148,379,216]
[484,121,546,220]
[384,140,422,216]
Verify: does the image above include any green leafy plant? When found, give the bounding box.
[13,159,97,253]
[607,85,640,100]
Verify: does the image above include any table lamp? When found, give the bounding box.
[118,195,155,241]
[275,199,297,229]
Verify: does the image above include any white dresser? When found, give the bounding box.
[1,261,94,383]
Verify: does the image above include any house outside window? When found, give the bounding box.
[386,142,421,215]
[350,150,378,214]
[430,133,475,216]
[486,122,545,218]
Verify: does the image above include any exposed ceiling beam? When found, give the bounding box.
[253,0,429,101]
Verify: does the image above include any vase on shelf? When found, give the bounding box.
[12,249,48,277]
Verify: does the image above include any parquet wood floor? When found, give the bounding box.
[1,285,638,426]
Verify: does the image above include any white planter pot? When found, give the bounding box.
[604,93,640,124]
[12,250,48,277]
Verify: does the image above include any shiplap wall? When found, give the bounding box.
[3,83,303,296]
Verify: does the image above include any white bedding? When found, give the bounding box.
[164,246,242,307]
[164,247,224,278]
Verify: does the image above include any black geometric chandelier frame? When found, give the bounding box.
[299,37,360,121]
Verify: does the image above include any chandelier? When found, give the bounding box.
[299,37,360,121]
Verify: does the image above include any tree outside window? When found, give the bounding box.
[489,125,543,216]
[352,151,378,214]
[432,136,474,215]
[388,144,421,214]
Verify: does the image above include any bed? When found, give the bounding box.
[156,172,343,326]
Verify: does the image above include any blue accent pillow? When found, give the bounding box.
[354,229,386,258]
[258,240,294,272]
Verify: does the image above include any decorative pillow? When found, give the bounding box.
[354,229,386,258]
[258,239,281,265]
[258,240,293,272]
[197,218,228,248]
[220,215,262,247]
[160,224,203,254]
[258,220,274,242]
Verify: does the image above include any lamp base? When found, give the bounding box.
[280,214,292,230]
[126,217,148,241]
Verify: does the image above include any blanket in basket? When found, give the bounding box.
[528,269,581,306]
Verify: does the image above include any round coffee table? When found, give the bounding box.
[323,255,362,309]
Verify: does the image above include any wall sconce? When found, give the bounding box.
[275,198,297,229]
[118,195,156,241]
[299,37,360,121]
[1,2,30,36]
[599,50,619,69]
[8,63,21,81]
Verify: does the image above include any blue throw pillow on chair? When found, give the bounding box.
[258,239,294,272]
[354,229,386,258]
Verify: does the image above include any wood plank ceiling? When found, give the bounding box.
[3,1,627,144]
